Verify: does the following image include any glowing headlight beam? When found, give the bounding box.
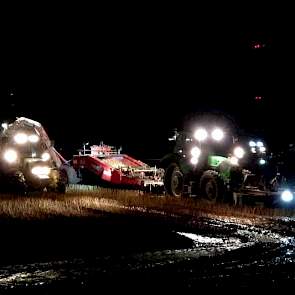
[194,128,208,141]
[211,128,224,141]
[233,146,245,159]
[3,149,18,163]
[190,157,199,165]
[281,190,294,202]
[259,159,266,165]
[28,134,39,143]
[191,146,201,158]
[41,152,51,161]
[1,123,8,130]
[14,133,28,144]
[229,156,239,165]
[31,166,51,176]
[259,146,266,153]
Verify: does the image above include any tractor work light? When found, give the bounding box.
[249,141,256,147]
[211,128,224,141]
[3,149,18,163]
[233,146,245,159]
[256,141,264,147]
[190,146,201,158]
[259,146,266,153]
[14,133,28,144]
[28,134,39,143]
[190,157,199,165]
[281,190,294,202]
[31,166,51,179]
[41,152,51,161]
[229,156,239,165]
[1,123,8,130]
[194,128,208,141]
[259,158,266,165]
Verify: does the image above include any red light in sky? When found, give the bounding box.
[250,41,266,49]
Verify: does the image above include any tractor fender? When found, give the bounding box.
[160,153,181,169]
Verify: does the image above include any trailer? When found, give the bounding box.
[72,143,164,191]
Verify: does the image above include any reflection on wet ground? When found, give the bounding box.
[1,216,295,291]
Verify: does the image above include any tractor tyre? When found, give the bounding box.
[200,171,224,203]
[164,163,184,197]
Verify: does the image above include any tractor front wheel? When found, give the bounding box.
[164,163,184,197]
[200,171,223,202]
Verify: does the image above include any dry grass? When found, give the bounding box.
[0,188,295,221]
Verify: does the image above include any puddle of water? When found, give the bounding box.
[177,232,224,244]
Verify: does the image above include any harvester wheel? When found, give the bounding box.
[13,171,28,194]
[47,169,68,193]
[56,170,68,193]
[164,163,184,197]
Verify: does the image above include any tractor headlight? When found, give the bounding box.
[41,152,51,161]
[233,146,245,159]
[259,146,266,153]
[257,141,264,147]
[259,158,266,165]
[190,146,201,158]
[281,190,294,202]
[28,134,39,143]
[211,128,224,141]
[194,128,208,141]
[229,156,239,165]
[190,157,199,165]
[190,146,201,165]
[31,166,51,179]
[3,149,18,163]
[14,133,28,144]
[1,123,8,130]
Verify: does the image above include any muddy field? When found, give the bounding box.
[1,215,295,291]
[0,192,295,292]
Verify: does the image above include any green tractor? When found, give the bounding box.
[160,127,248,202]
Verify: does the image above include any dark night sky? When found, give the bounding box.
[1,7,293,159]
